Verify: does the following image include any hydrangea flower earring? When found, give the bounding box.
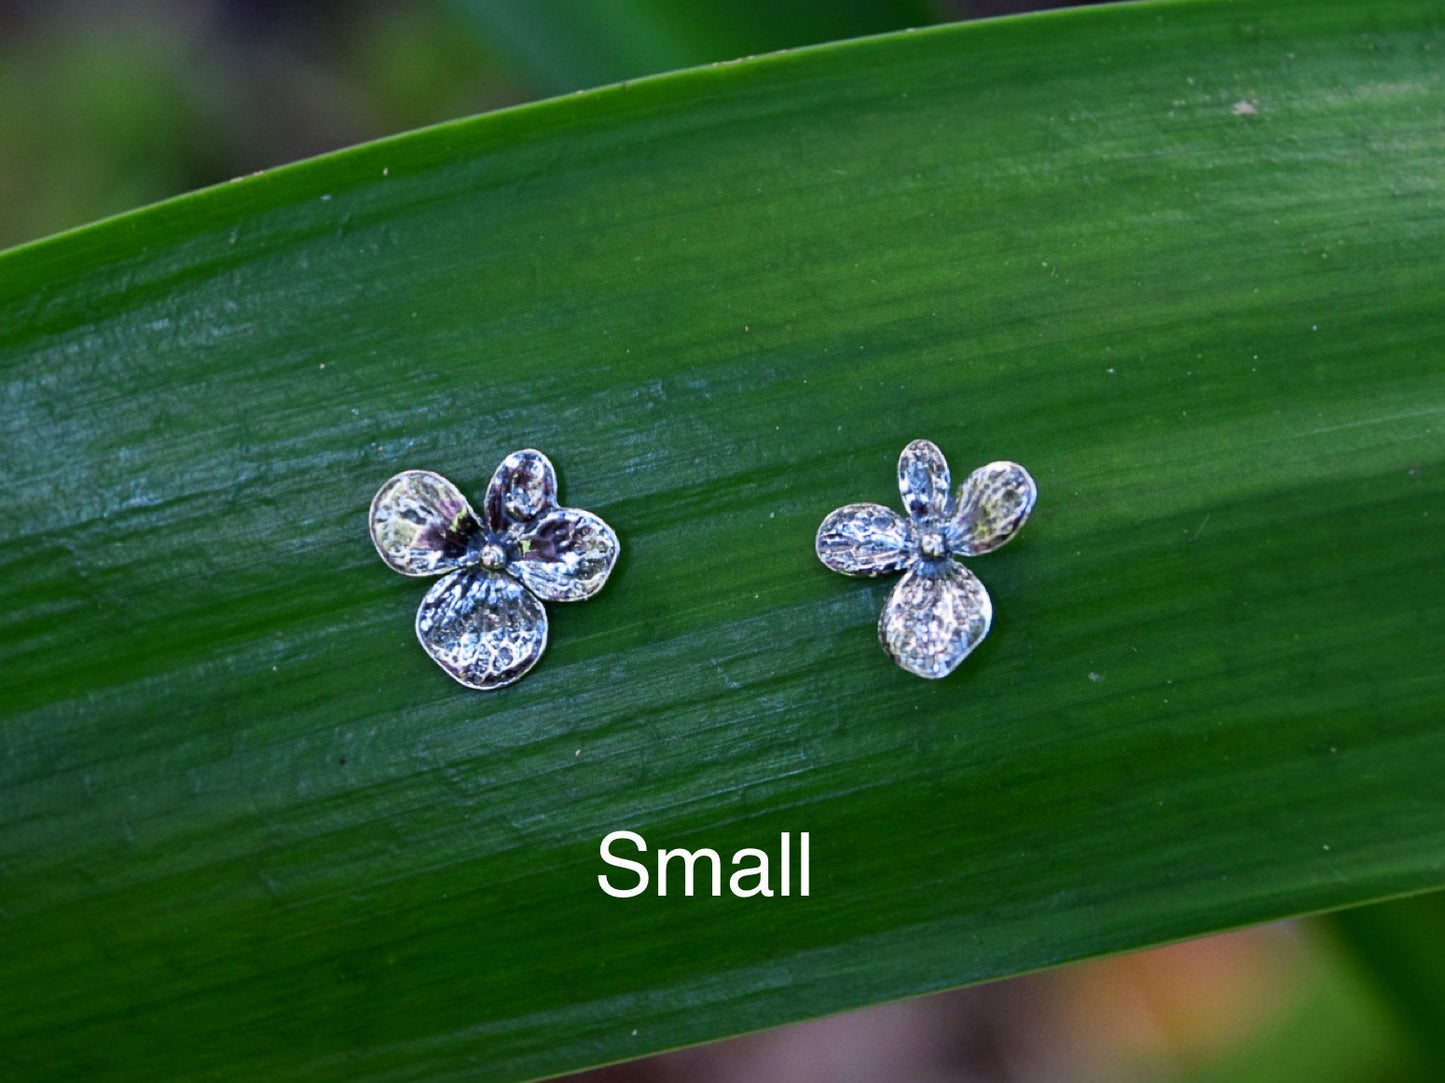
[816,440,1036,679]
[370,449,619,689]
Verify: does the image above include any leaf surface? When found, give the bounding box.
[2,1,1443,1079]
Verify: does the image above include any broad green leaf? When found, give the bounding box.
[2,0,1443,1079]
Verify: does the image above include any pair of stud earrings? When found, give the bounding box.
[369,441,1036,690]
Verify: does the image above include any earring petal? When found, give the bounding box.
[510,507,620,602]
[415,568,548,689]
[878,563,992,679]
[949,461,1037,556]
[485,448,559,531]
[898,439,953,521]
[816,502,915,577]
[370,470,484,576]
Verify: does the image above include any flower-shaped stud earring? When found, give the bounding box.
[369,449,619,689]
[816,440,1036,679]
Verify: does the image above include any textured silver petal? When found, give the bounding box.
[898,439,953,522]
[949,461,1038,556]
[415,568,548,689]
[878,563,993,679]
[815,502,915,577]
[370,470,484,577]
[509,507,620,602]
[485,448,558,531]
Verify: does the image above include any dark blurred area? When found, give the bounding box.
[0,2,1419,1080]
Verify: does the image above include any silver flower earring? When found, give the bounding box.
[369,449,619,689]
[816,439,1036,679]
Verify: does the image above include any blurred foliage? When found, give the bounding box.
[0,11,218,249]
[440,0,944,96]
[1327,893,1445,1078]
[1179,920,1416,1083]
[0,1,518,249]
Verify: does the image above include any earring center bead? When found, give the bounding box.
[919,530,948,561]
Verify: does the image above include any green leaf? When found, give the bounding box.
[2,0,1442,1079]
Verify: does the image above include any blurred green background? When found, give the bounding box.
[1,1,1437,1080]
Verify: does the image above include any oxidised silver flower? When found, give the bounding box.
[816,440,1036,679]
[369,450,619,689]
